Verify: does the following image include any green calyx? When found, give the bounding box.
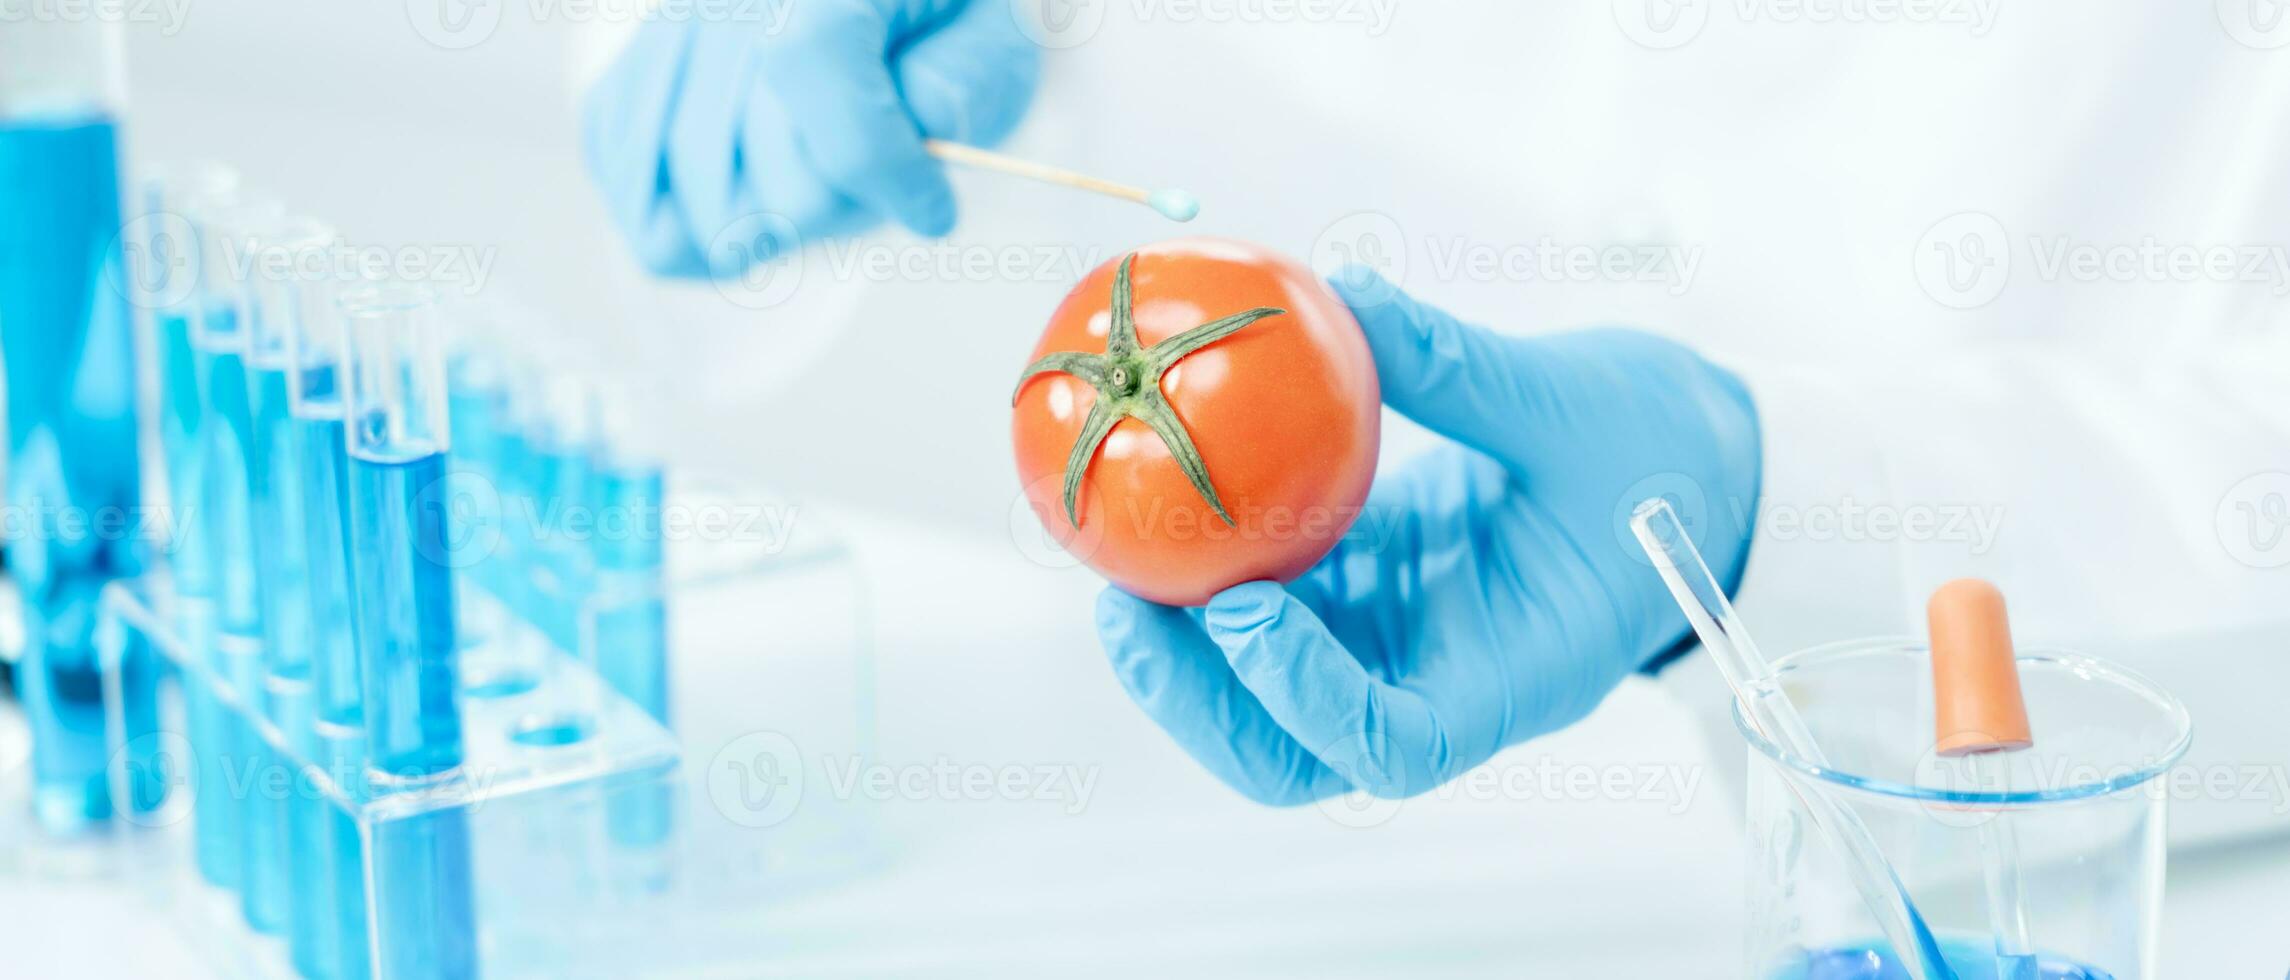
[1012,253,1284,529]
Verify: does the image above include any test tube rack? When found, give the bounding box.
[59,479,878,980]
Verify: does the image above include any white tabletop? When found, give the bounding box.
[4,509,2284,977]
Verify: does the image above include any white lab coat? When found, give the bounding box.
[554,4,2290,843]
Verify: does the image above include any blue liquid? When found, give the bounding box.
[193,314,260,640]
[179,621,240,887]
[190,300,275,912]
[294,396,359,728]
[0,115,154,829]
[220,636,287,934]
[243,364,317,937]
[246,365,317,678]
[162,299,240,884]
[532,437,593,652]
[158,308,214,596]
[316,725,373,980]
[345,442,475,979]
[592,464,670,848]
[1780,940,2114,980]
[445,369,504,598]
[294,373,372,978]
[347,446,462,777]
[370,807,476,979]
[490,425,537,621]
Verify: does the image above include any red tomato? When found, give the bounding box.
[1011,238,1381,606]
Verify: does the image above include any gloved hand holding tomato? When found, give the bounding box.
[1014,244,1761,805]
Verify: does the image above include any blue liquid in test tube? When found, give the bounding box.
[291,299,371,980]
[245,216,385,975]
[492,363,548,633]
[138,165,245,884]
[445,354,504,600]
[238,215,339,941]
[530,375,598,655]
[181,194,278,892]
[139,164,236,603]
[591,452,670,849]
[0,108,157,830]
[340,283,477,979]
[190,203,289,934]
[134,164,243,883]
[446,347,539,699]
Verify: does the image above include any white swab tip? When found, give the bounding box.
[1147,189,1199,222]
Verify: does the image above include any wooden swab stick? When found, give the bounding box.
[923,139,1198,222]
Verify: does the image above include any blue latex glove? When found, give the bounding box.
[582,0,1040,277]
[1096,267,1762,803]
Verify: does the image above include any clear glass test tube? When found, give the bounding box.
[240,215,356,973]
[444,303,538,699]
[287,268,371,980]
[339,281,477,979]
[588,377,671,853]
[139,163,237,602]
[136,164,242,887]
[190,200,294,936]
[340,281,462,777]
[532,363,600,655]
[242,216,336,940]
[444,313,509,614]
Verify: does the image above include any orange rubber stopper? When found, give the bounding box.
[1927,578,2033,757]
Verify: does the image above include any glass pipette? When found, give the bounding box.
[1630,498,1957,980]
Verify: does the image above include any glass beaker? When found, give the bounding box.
[1740,638,2190,980]
[0,18,158,832]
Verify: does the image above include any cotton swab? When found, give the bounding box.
[923,139,1199,222]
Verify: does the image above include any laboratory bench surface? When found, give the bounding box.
[2,510,2284,977]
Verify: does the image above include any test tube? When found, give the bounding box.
[589,379,671,851]
[444,314,509,627]
[138,163,237,602]
[0,17,158,831]
[190,200,293,934]
[180,191,281,897]
[238,215,340,943]
[492,352,546,627]
[339,282,477,979]
[532,364,600,655]
[289,266,371,980]
[137,164,242,887]
[445,309,534,698]
[244,215,382,976]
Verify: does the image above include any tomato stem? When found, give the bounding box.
[1012,253,1286,529]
